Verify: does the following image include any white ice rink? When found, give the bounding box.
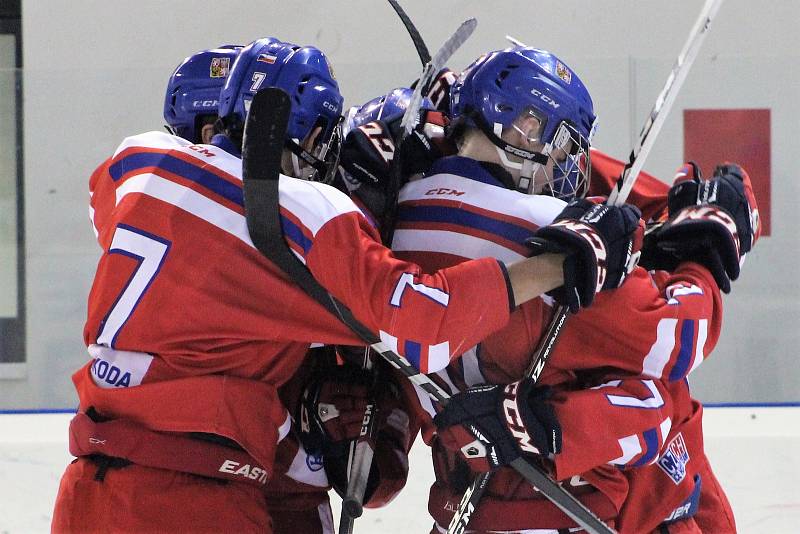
[1,407,798,533]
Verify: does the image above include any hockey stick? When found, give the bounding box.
[608,0,725,206]
[387,0,431,66]
[338,348,377,534]
[382,16,476,243]
[451,2,726,531]
[241,94,613,534]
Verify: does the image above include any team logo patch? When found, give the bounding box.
[257,53,277,64]
[306,452,324,472]
[556,61,572,84]
[210,57,230,78]
[658,433,690,484]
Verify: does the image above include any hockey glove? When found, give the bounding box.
[642,162,761,293]
[526,197,645,312]
[410,67,459,113]
[297,362,411,503]
[433,381,561,473]
[340,110,451,219]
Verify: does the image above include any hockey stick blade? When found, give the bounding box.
[242,88,291,255]
[387,0,431,65]
[608,0,725,207]
[400,17,477,135]
[384,16,476,243]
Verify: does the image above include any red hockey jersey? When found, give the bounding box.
[392,156,723,530]
[79,131,516,476]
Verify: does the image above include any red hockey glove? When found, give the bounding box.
[433,381,561,473]
[526,197,645,312]
[641,162,760,292]
[298,361,411,506]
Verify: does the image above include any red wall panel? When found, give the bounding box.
[683,109,771,235]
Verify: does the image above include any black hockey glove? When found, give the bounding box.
[410,67,459,113]
[526,197,645,312]
[433,381,561,473]
[340,110,450,219]
[640,162,761,293]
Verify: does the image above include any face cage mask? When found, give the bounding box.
[286,116,343,184]
[485,114,591,201]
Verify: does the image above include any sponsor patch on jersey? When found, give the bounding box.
[658,432,690,484]
[556,61,572,84]
[257,53,277,64]
[210,57,230,78]
[88,344,153,389]
[306,452,324,472]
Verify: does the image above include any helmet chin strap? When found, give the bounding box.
[491,123,544,195]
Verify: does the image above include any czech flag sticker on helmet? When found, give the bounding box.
[257,53,277,64]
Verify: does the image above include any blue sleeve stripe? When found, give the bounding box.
[280,215,313,256]
[397,205,533,245]
[404,340,422,371]
[630,428,660,467]
[109,152,243,207]
[669,320,696,382]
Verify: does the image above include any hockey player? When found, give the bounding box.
[589,153,749,533]
[51,36,643,533]
[162,44,242,144]
[162,46,417,533]
[379,46,759,532]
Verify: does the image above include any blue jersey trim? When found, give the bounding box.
[427,156,506,188]
[397,204,533,246]
[108,152,244,207]
[630,427,660,467]
[280,215,313,255]
[669,320,695,382]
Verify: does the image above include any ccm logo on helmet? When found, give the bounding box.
[192,99,219,108]
[530,89,560,109]
[323,100,338,113]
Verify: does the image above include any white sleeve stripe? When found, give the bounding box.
[392,228,524,264]
[611,435,642,465]
[278,177,360,236]
[642,318,679,379]
[688,319,708,375]
[660,417,673,444]
[116,173,254,247]
[605,380,664,409]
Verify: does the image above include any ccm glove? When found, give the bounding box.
[527,197,645,312]
[433,381,561,473]
[642,162,761,292]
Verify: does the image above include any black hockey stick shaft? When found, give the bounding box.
[241,88,608,533]
[387,0,431,65]
[447,303,578,534]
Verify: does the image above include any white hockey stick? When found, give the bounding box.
[608,0,725,206]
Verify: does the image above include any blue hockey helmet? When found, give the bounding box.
[343,87,433,137]
[450,47,597,199]
[218,38,343,145]
[163,45,242,143]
